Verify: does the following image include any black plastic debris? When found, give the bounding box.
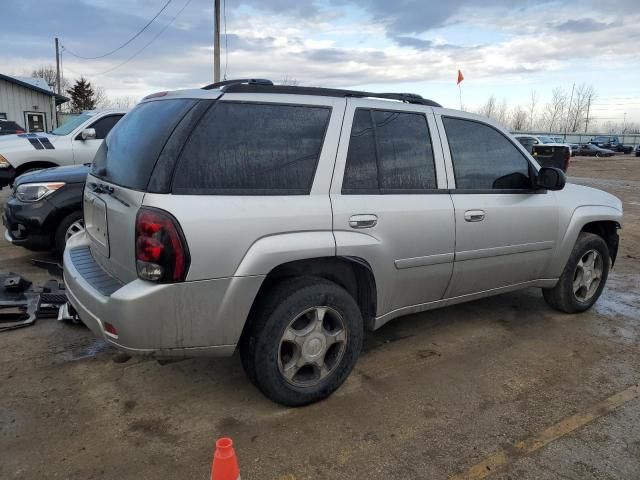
[0,273,71,332]
[3,273,32,292]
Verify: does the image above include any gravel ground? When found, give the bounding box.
[1,154,639,479]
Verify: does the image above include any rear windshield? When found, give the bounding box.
[92,99,196,190]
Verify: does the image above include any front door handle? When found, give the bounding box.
[349,214,378,229]
[464,210,485,222]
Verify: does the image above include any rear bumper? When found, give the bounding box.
[63,232,263,357]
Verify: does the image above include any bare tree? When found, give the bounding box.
[541,87,567,133]
[31,65,70,94]
[280,76,300,86]
[478,96,509,126]
[510,106,528,131]
[527,90,538,130]
[98,95,139,109]
[478,95,497,119]
[565,84,596,133]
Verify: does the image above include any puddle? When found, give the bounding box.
[595,274,640,319]
[53,337,111,363]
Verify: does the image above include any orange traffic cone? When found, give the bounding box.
[211,437,240,480]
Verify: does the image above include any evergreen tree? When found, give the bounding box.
[67,77,97,113]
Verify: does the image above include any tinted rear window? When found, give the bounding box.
[172,102,331,195]
[92,99,196,190]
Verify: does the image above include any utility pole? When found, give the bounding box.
[213,0,221,83]
[55,37,61,95]
[564,83,575,137]
[584,94,591,133]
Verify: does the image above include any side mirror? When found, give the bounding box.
[80,128,96,140]
[536,167,566,191]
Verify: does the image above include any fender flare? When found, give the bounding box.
[547,205,623,278]
[233,231,336,277]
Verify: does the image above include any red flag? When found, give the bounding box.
[457,69,464,85]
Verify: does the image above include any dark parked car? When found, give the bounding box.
[514,134,570,171]
[2,164,88,255]
[636,145,640,157]
[589,135,633,154]
[0,120,25,135]
[575,143,615,157]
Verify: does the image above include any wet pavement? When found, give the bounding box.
[0,155,639,479]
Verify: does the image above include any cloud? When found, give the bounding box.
[554,18,612,32]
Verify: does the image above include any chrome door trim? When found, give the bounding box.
[394,252,455,269]
[455,240,555,262]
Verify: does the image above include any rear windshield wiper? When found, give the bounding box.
[88,182,130,207]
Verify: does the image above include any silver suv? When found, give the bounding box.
[63,80,623,406]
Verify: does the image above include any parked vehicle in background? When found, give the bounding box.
[514,134,571,171]
[0,120,25,135]
[0,109,126,189]
[3,164,89,255]
[575,143,616,157]
[64,80,622,406]
[550,136,565,143]
[635,145,640,157]
[589,135,633,154]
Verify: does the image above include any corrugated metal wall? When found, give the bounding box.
[0,78,57,131]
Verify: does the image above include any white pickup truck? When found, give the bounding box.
[0,109,126,189]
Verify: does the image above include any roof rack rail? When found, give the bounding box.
[220,83,442,107]
[202,78,274,90]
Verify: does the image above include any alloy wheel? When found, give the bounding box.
[573,249,603,302]
[278,306,348,387]
[65,219,85,243]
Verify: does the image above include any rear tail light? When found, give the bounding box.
[135,207,190,283]
[564,148,571,172]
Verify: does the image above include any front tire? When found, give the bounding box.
[239,276,363,406]
[543,232,610,313]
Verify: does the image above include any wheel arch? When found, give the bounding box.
[549,206,622,278]
[244,256,378,335]
[580,220,620,266]
[15,160,59,176]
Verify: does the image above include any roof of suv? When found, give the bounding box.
[142,78,442,107]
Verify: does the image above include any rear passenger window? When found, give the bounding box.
[443,117,531,190]
[342,109,437,193]
[172,102,331,195]
[89,115,124,140]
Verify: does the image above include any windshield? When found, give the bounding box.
[49,113,94,136]
[537,136,554,144]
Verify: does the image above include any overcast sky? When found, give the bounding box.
[1,0,639,123]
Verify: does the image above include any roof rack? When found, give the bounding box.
[223,83,442,107]
[202,79,442,107]
[202,78,274,90]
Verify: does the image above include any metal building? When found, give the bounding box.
[0,73,69,133]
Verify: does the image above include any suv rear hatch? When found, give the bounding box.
[84,95,213,283]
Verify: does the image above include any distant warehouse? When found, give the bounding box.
[0,73,69,133]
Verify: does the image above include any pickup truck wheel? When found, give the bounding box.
[54,211,84,256]
[239,276,363,406]
[543,232,610,313]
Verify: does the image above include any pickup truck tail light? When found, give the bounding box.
[135,207,190,283]
[564,148,571,172]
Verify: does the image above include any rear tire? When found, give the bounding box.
[54,211,84,256]
[239,276,363,406]
[542,232,610,313]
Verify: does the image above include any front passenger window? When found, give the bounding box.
[443,117,531,190]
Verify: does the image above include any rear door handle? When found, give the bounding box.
[464,210,485,222]
[349,214,378,229]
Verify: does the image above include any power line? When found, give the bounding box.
[63,0,193,78]
[62,0,174,60]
